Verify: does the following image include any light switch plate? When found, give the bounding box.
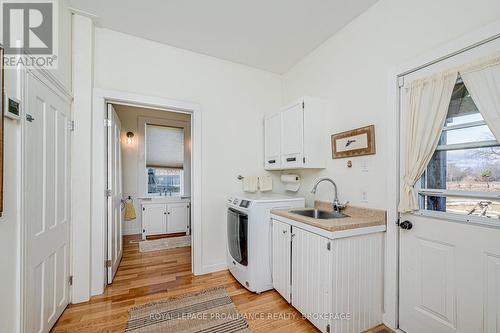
[360,159,369,172]
[361,190,368,203]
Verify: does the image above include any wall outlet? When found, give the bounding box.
[361,190,368,203]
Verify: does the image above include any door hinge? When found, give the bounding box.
[327,241,331,251]
[68,120,75,131]
[106,259,112,267]
[303,157,305,163]
[302,101,305,109]
[69,275,73,286]
[106,189,112,197]
[326,324,330,333]
[104,119,112,127]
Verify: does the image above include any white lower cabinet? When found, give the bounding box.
[142,201,190,239]
[271,218,384,333]
[143,203,167,235]
[291,227,332,332]
[167,202,190,233]
[272,219,292,302]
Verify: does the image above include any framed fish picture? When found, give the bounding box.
[331,125,375,159]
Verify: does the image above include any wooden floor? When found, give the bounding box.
[52,235,393,333]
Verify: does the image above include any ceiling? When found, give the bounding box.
[69,0,378,74]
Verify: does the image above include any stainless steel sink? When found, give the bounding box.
[290,209,348,219]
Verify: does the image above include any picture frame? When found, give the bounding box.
[331,125,375,159]
[0,45,4,216]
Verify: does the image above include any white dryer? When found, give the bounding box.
[226,193,304,293]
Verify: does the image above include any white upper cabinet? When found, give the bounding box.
[281,102,304,168]
[264,96,327,170]
[264,112,282,170]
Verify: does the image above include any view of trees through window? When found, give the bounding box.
[147,167,183,195]
[420,80,500,219]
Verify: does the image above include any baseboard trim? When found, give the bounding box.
[199,262,227,275]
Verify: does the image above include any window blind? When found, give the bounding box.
[146,124,184,168]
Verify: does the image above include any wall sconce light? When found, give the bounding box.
[126,132,134,144]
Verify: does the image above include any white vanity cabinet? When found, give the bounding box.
[141,199,190,239]
[264,96,327,170]
[271,217,384,333]
[142,203,167,235]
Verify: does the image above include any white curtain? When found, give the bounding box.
[398,72,457,213]
[461,62,500,141]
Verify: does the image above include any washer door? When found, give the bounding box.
[227,208,248,266]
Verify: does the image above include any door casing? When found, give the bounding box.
[90,89,203,297]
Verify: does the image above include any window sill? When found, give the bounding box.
[413,209,500,229]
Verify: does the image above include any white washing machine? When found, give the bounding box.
[226,193,305,293]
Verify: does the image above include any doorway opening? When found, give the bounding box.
[106,102,194,284]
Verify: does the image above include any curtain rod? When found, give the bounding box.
[398,32,500,78]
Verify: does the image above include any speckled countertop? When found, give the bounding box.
[271,201,387,232]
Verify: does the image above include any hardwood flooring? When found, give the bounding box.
[52,235,393,333]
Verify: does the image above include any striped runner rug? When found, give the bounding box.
[125,287,251,332]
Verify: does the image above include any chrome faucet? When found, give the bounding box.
[311,178,348,213]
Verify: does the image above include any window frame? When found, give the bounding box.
[417,101,500,224]
[137,116,191,198]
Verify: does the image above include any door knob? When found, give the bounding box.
[399,220,413,230]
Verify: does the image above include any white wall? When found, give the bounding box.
[275,0,500,326]
[93,28,282,271]
[275,0,500,208]
[114,105,191,235]
[0,0,72,330]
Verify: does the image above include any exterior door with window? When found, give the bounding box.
[399,40,500,333]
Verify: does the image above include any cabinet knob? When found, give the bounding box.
[282,230,287,234]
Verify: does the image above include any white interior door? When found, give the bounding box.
[398,38,500,333]
[107,104,123,284]
[25,73,71,333]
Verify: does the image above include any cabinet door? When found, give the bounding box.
[291,227,332,333]
[272,220,291,302]
[281,102,304,168]
[264,113,281,170]
[167,202,189,233]
[143,204,167,235]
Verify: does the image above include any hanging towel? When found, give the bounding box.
[242,176,258,193]
[259,176,273,192]
[124,199,137,221]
